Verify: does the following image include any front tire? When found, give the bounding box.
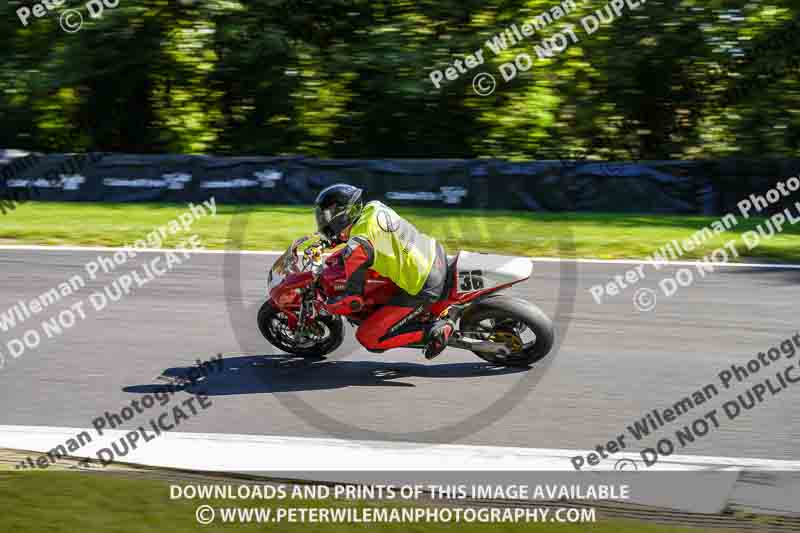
[459,296,555,367]
[257,300,344,358]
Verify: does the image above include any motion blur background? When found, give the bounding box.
[2,6,800,522]
[2,0,798,159]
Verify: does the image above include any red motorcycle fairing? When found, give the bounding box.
[432,277,523,315]
[269,270,312,326]
[427,257,531,317]
[269,247,399,326]
[268,246,531,333]
[261,238,553,365]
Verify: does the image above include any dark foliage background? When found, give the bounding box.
[1,0,797,159]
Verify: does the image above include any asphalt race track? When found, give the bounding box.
[1,247,798,463]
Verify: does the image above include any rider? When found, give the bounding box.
[314,183,455,359]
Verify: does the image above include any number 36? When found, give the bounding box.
[458,270,485,292]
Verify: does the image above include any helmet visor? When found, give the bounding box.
[314,205,337,238]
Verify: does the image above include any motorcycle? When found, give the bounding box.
[257,235,555,367]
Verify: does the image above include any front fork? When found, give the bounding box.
[294,247,327,340]
[295,288,328,342]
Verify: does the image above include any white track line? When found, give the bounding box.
[1,244,800,269]
[5,425,798,513]
[2,425,798,472]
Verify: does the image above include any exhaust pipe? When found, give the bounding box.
[448,336,510,355]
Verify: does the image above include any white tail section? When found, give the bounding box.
[455,252,532,294]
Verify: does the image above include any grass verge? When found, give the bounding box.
[2,202,799,261]
[0,472,702,533]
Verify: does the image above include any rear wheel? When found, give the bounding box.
[257,300,344,358]
[459,296,554,367]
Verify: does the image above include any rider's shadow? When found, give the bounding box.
[122,355,528,396]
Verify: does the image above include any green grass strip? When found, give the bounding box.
[0,472,702,532]
[2,202,799,261]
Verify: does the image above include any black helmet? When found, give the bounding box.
[314,184,364,242]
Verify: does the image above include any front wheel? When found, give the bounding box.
[257,300,344,358]
[459,296,555,367]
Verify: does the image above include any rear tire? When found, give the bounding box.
[459,296,554,367]
[257,300,344,358]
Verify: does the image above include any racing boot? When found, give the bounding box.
[423,318,455,360]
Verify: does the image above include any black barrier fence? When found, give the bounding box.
[2,152,800,216]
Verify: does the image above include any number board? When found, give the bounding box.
[458,269,485,293]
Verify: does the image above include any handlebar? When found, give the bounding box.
[300,234,331,279]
